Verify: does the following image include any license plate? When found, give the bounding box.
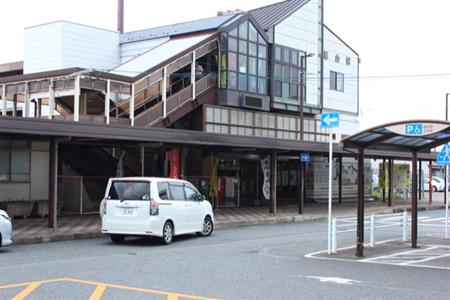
[122,207,134,215]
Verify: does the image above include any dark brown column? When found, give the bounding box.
[338,156,342,204]
[388,159,393,207]
[412,152,418,248]
[270,151,277,214]
[429,161,433,204]
[356,148,365,257]
[299,160,305,214]
[382,159,386,202]
[48,140,58,229]
[418,160,422,200]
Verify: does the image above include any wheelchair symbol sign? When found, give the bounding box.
[405,123,424,135]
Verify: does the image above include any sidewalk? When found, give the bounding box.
[10,196,447,245]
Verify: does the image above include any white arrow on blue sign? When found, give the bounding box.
[300,153,310,162]
[321,112,340,128]
[437,144,450,165]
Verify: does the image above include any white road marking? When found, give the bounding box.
[306,276,361,285]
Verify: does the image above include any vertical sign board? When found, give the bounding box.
[436,144,450,239]
[321,112,340,254]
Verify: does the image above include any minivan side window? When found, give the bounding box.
[168,184,185,201]
[184,185,200,201]
[157,182,170,200]
[108,181,150,201]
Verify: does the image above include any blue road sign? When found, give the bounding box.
[300,153,310,162]
[321,112,340,128]
[437,144,450,165]
[405,123,424,135]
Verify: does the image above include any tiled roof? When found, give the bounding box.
[249,0,308,31]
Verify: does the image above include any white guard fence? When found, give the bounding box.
[331,212,408,253]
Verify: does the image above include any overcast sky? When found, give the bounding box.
[1,0,449,129]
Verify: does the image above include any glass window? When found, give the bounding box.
[274,64,282,81]
[346,57,351,65]
[248,57,257,75]
[228,37,237,52]
[330,71,337,90]
[258,59,266,77]
[337,72,344,91]
[184,185,199,201]
[323,51,328,60]
[238,73,247,91]
[249,42,257,57]
[249,23,257,42]
[258,78,267,95]
[239,21,248,39]
[238,55,247,73]
[282,82,289,99]
[0,150,9,181]
[282,66,290,82]
[290,84,298,99]
[11,151,30,181]
[248,76,257,93]
[283,48,290,63]
[238,40,247,54]
[258,45,267,59]
[228,71,237,89]
[258,33,266,46]
[335,54,340,63]
[229,27,238,37]
[228,52,237,72]
[274,81,282,97]
[169,184,185,200]
[108,181,150,201]
[157,182,169,200]
[290,67,299,83]
[275,46,282,61]
[291,50,299,66]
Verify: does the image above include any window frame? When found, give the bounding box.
[330,71,345,92]
[0,140,31,183]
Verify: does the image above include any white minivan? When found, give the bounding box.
[101,177,214,244]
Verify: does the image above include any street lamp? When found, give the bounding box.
[299,53,315,140]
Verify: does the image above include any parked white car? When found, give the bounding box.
[424,177,444,192]
[0,209,13,247]
[101,177,214,244]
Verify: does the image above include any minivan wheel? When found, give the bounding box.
[162,221,174,245]
[110,234,125,244]
[201,216,214,236]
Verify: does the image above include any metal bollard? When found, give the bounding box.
[369,214,375,247]
[331,218,337,253]
[402,211,408,241]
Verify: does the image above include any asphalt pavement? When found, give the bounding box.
[1,210,449,300]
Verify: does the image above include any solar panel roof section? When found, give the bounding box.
[111,33,213,77]
[249,0,308,31]
[120,14,237,44]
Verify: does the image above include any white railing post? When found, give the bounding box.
[331,218,337,253]
[105,79,110,124]
[1,84,6,116]
[402,211,408,241]
[48,80,55,119]
[370,214,375,247]
[130,84,135,126]
[162,67,167,118]
[191,51,196,98]
[74,75,80,122]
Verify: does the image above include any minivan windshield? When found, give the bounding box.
[108,181,150,201]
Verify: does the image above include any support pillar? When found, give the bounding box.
[140,146,145,176]
[418,160,422,200]
[37,98,42,118]
[382,159,386,202]
[74,76,80,122]
[105,79,111,124]
[48,140,58,229]
[162,67,167,118]
[356,148,365,257]
[13,94,17,116]
[299,160,305,214]
[412,152,418,248]
[388,159,393,207]
[24,82,30,117]
[48,80,55,119]
[338,156,342,204]
[1,84,6,116]
[270,151,277,214]
[191,51,196,98]
[130,84,135,126]
[429,161,433,204]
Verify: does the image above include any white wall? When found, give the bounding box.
[24,21,120,74]
[120,37,169,64]
[274,0,322,107]
[323,26,359,115]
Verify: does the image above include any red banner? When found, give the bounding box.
[168,149,181,179]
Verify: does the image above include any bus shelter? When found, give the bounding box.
[342,120,450,257]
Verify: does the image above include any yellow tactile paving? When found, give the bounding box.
[0,277,217,300]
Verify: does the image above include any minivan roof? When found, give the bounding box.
[110,177,187,183]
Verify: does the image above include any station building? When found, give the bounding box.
[0,0,368,220]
